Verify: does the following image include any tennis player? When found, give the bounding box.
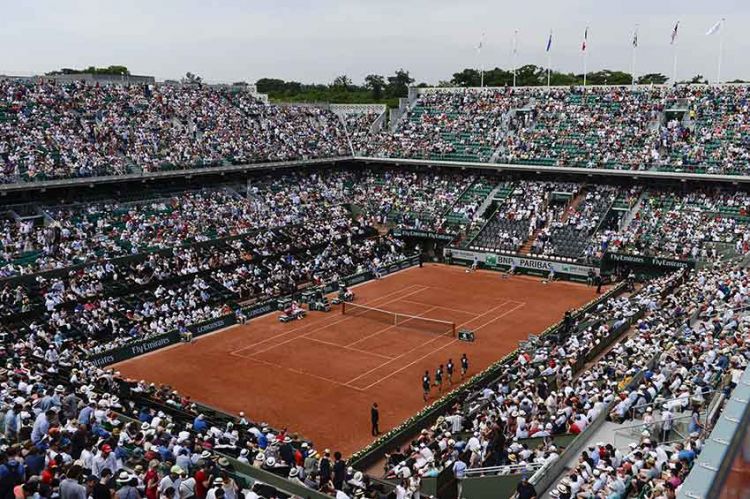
[446,359,455,384]
[435,365,444,393]
[542,267,556,284]
[422,371,431,401]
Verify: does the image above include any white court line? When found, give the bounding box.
[302,336,395,360]
[230,283,426,355]
[344,305,441,348]
[241,285,430,357]
[398,299,479,316]
[357,301,527,390]
[231,354,367,392]
[344,300,511,386]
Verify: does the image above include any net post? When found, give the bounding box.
[452,323,456,337]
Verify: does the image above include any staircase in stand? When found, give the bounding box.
[518,228,542,255]
[560,190,587,223]
[517,189,587,256]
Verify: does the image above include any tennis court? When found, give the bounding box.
[114,263,599,455]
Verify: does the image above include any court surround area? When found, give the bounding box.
[115,263,598,454]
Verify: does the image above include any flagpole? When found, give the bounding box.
[546,30,552,88]
[631,26,638,87]
[512,30,518,88]
[547,51,551,88]
[583,52,587,87]
[672,45,678,84]
[717,19,725,83]
[582,26,589,87]
[477,32,485,88]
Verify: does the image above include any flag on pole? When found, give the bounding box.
[581,26,589,51]
[706,18,724,36]
[670,21,679,44]
[476,36,484,53]
[632,26,639,48]
[546,31,552,52]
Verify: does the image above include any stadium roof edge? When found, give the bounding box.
[353,156,750,184]
[411,82,750,92]
[0,157,352,194]
[3,156,750,194]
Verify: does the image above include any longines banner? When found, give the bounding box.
[604,252,695,270]
[188,315,237,336]
[447,249,597,277]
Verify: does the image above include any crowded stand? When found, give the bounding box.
[379,262,748,499]
[1,150,750,499]
[342,111,380,154]
[6,80,750,182]
[598,188,750,259]
[0,340,383,498]
[659,85,750,175]
[363,89,526,162]
[529,187,617,259]
[347,169,475,232]
[364,84,750,176]
[546,263,749,498]
[469,182,581,254]
[0,79,349,183]
[501,87,664,170]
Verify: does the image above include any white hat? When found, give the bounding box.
[117,471,132,483]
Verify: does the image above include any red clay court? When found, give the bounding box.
[114,264,598,455]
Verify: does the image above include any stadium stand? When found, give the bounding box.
[2,74,750,499]
[7,80,750,183]
[0,79,349,183]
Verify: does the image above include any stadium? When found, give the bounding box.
[2,4,750,499]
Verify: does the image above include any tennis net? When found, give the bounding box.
[342,302,456,337]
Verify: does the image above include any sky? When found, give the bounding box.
[0,0,748,85]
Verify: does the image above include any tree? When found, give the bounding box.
[586,70,633,86]
[483,67,514,87]
[681,74,709,84]
[364,74,386,100]
[451,68,482,87]
[515,65,546,86]
[182,72,203,84]
[46,65,130,76]
[637,73,668,85]
[332,75,353,90]
[385,69,415,98]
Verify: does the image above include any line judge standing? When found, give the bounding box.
[370,403,380,436]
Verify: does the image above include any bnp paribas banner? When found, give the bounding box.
[448,249,597,277]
